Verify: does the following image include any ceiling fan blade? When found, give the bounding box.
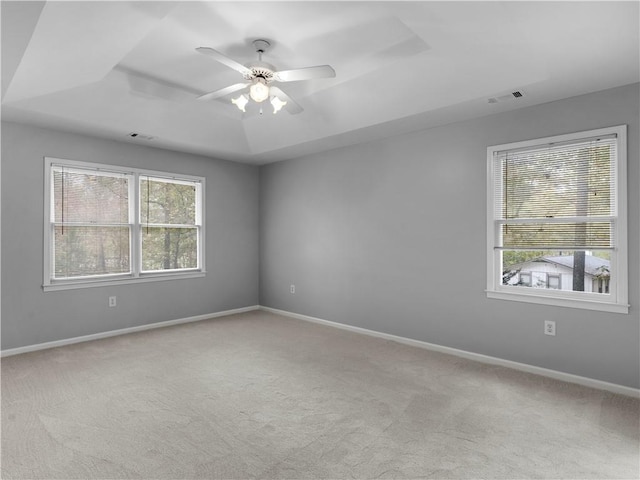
[273,65,336,83]
[269,86,303,115]
[197,82,249,102]
[196,47,253,77]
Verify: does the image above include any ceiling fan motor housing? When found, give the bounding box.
[244,64,276,83]
[246,40,276,83]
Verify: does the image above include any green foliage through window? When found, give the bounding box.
[140,178,199,272]
[47,160,203,284]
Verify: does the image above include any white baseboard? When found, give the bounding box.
[4,304,637,398]
[1,305,260,357]
[260,306,640,398]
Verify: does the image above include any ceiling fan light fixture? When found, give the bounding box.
[271,96,287,114]
[249,78,270,103]
[231,94,249,112]
[196,38,333,116]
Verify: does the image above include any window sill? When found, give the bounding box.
[43,271,206,292]
[486,289,629,314]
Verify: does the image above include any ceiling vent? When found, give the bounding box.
[128,132,155,140]
[488,91,525,104]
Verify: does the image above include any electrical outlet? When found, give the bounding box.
[290,284,295,294]
[109,296,117,307]
[544,320,556,336]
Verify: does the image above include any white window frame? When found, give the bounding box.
[43,157,206,291]
[486,125,628,314]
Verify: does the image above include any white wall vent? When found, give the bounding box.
[488,91,525,104]
[128,132,155,140]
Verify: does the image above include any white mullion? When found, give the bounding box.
[145,175,200,187]
[493,219,501,290]
[609,249,618,303]
[494,246,615,251]
[43,160,53,285]
[198,179,205,271]
[487,152,499,292]
[613,125,627,306]
[142,223,199,229]
[51,222,132,228]
[195,182,203,226]
[497,216,615,225]
[131,173,140,278]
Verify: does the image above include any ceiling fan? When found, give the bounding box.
[196,39,335,115]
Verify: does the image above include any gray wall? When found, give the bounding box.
[260,83,640,388]
[1,122,260,350]
[3,84,638,389]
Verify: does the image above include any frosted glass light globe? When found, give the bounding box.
[249,79,269,103]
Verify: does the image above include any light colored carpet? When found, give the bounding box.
[2,310,638,479]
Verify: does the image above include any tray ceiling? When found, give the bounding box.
[2,1,638,164]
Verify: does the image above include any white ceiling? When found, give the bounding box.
[2,1,638,165]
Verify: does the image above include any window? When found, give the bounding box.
[596,277,610,294]
[548,275,561,290]
[44,158,205,290]
[519,272,532,287]
[486,126,628,313]
[140,176,200,273]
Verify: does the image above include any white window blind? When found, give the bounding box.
[52,165,132,279]
[493,134,616,250]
